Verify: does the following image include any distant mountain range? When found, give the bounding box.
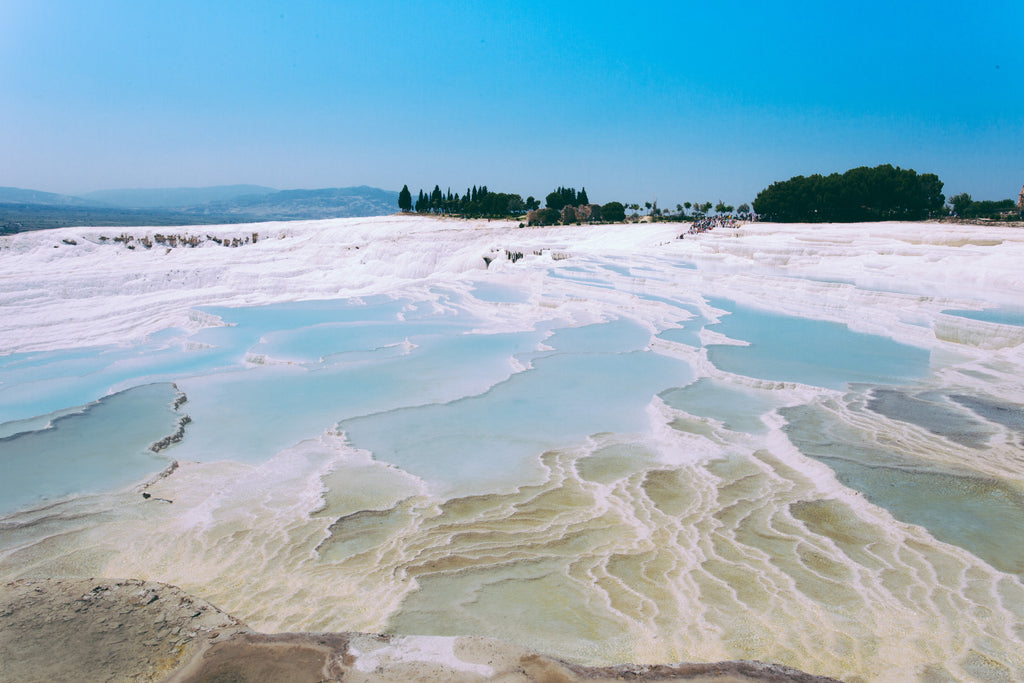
[0,186,102,207]
[186,186,402,220]
[0,185,400,233]
[78,185,278,209]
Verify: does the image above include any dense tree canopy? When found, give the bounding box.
[949,193,974,216]
[400,182,631,223]
[406,183,529,218]
[532,208,561,226]
[601,201,625,222]
[948,193,1020,219]
[753,165,945,222]
[965,199,1017,218]
[545,187,584,211]
[398,185,412,212]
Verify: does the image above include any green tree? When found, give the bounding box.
[950,193,973,217]
[916,173,945,218]
[737,203,750,214]
[398,185,412,212]
[601,201,626,222]
[754,165,945,222]
[507,195,526,214]
[534,208,561,225]
[579,187,589,205]
[545,187,579,211]
[960,197,1015,218]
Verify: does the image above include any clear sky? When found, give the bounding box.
[2,0,1021,207]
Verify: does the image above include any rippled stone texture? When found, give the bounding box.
[1,578,841,683]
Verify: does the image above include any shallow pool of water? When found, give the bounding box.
[943,307,1024,327]
[470,282,531,304]
[0,295,544,506]
[660,378,775,433]
[340,319,692,492]
[782,402,1024,575]
[705,297,930,390]
[0,383,180,513]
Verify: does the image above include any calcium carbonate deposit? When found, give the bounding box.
[2,216,1023,682]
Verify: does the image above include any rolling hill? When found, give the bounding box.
[0,185,401,233]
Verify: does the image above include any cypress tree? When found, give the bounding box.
[431,185,443,213]
[398,184,412,212]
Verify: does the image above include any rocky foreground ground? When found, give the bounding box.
[0,578,841,682]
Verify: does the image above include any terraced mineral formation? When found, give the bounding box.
[0,578,840,682]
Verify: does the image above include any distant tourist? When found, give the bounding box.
[680,213,754,238]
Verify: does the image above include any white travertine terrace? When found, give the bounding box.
[1,217,1023,683]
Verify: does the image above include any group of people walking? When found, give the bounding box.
[681,213,755,237]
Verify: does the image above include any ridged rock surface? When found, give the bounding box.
[0,578,839,682]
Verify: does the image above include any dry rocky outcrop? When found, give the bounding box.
[1,578,843,683]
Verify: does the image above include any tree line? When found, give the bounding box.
[752,165,945,222]
[398,183,736,225]
[948,193,1022,220]
[399,167,1017,226]
[398,183,624,223]
[398,184,539,218]
[544,186,588,210]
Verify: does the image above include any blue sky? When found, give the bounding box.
[2,0,1021,207]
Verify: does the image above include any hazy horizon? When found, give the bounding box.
[2,1,1021,207]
